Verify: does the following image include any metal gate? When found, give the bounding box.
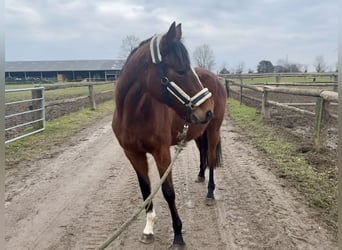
[5,87,45,144]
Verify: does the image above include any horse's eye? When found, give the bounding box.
[176,70,187,76]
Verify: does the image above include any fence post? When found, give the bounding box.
[333,74,338,82]
[225,80,230,98]
[313,97,329,151]
[261,87,271,119]
[333,75,338,91]
[31,88,43,129]
[88,85,96,110]
[239,85,243,104]
[239,77,243,104]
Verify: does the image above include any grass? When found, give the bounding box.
[5,82,114,102]
[5,100,115,169]
[241,76,335,84]
[227,98,337,232]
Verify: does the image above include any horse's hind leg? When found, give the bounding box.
[206,128,222,205]
[124,150,156,244]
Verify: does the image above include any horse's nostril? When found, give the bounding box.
[206,111,213,121]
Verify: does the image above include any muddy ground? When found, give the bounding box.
[229,86,338,180]
[5,114,337,249]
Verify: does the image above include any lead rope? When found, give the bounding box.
[97,124,189,250]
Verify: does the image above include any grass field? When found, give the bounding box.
[5,82,114,102]
[233,75,336,84]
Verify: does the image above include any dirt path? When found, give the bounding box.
[5,115,337,250]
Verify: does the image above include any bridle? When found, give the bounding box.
[150,34,212,122]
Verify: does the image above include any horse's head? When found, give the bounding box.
[147,22,214,124]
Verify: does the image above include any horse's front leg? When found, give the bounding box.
[195,134,207,183]
[152,148,185,248]
[124,150,156,244]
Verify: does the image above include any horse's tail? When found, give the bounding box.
[199,130,223,169]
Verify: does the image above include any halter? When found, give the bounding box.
[150,34,212,122]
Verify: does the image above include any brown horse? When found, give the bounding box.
[112,22,226,248]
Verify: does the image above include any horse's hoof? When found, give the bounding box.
[195,176,205,183]
[139,233,154,244]
[171,243,186,249]
[206,197,216,206]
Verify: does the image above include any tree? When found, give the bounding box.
[119,35,140,59]
[192,44,215,71]
[219,67,230,74]
[257,60,274,73]
[218,63,230,74]
[313,55,327,73]
[275,59,302,73]
[234,61,245,74]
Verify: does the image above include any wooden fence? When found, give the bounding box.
[225,80,338,151]
[5,82,114,143]
[219,72,338,82]
[42,81,114,110]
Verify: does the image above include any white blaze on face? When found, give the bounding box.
[143,209,156,235]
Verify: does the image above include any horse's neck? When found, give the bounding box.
[117,80,166,123]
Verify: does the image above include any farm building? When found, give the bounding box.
[5,59,125,83]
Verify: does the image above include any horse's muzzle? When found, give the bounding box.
[191,110,213,124]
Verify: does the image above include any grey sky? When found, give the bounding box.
[5,0,339,72]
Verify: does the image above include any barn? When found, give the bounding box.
[5,59,125,83]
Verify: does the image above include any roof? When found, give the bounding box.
[5,59,125,72]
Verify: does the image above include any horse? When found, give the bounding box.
[112,22,227,248]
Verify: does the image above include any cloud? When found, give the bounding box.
[5,0,339,71]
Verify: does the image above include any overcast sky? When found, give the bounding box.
[5,0,339,72]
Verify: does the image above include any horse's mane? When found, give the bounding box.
[115,36,191,117]
[115,38,152,117]
[122,37,152,70]
[172,40,191,71]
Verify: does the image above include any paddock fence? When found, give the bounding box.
[223,75,338,151]
[5,87,45,144]
[5,81,114,143]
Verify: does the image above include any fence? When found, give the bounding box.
[219,72,338,82]
[5,82,114,143]
[225,80,338,151]
[43,81,114,110]
[5,87,45,144]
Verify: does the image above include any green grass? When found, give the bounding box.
[227,98,337,232]
[5,100,115,169]
[5,82,114,102]
[241,76,335,84]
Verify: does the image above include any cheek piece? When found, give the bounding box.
[150,34,212,122]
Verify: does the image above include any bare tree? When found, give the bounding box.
[235,61,245,74]
[313,55,327,73]
[192,44,215,71]
[119,35,140,59]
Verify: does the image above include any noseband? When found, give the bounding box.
[150,35,212,122]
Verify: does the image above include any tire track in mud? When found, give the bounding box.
[5,115,337,249]
[212,121,337,250]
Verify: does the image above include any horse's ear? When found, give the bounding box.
[165,22,179,44]
[176,23,182,40]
